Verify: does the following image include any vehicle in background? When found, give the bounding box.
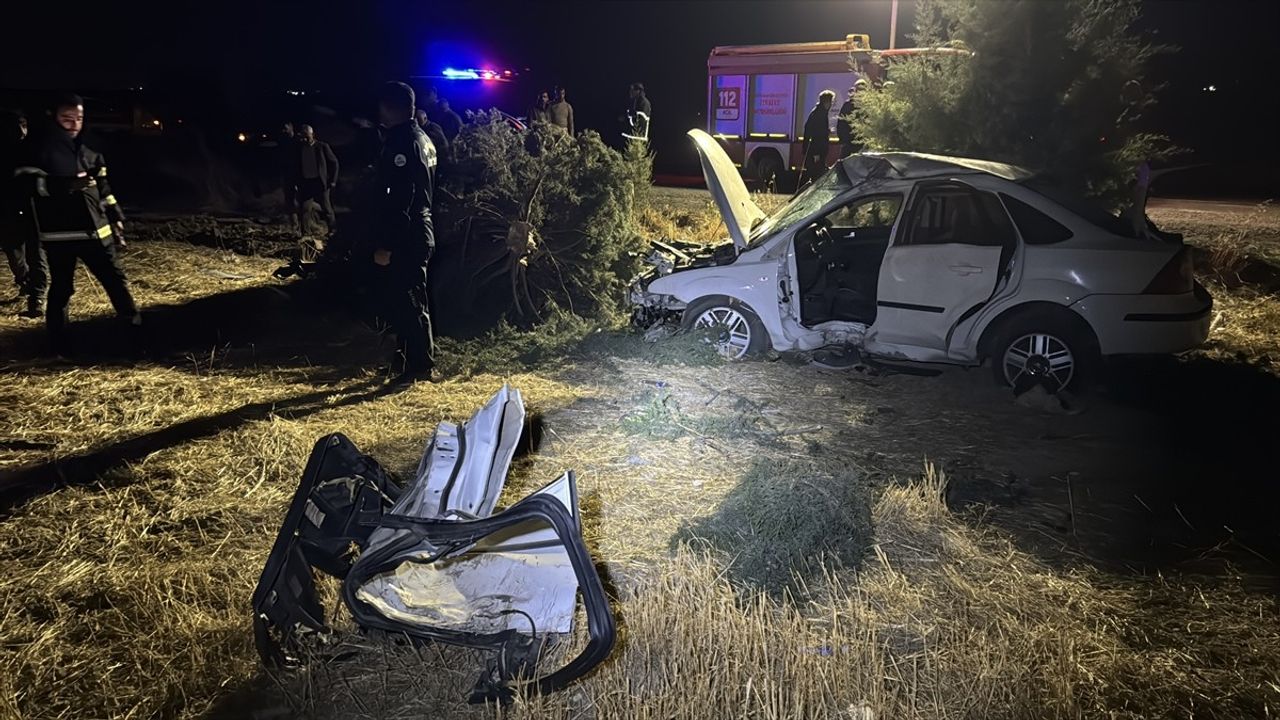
[707,34,966,189]
[631,130,1212,393]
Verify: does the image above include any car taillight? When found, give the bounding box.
[1144,247,1194,294]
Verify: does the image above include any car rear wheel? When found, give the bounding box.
[989,311,1098,394]
[683,296,769,360]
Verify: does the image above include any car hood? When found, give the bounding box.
[688,128,766,252]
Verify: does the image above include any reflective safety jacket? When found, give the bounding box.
[16,131,125,243]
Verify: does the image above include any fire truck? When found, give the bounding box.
[706,34,964,187]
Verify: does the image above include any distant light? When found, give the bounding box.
[151,119,161,127]
[443,68,480,80]
[441,67,514,82]
[237,132,247,142]
[1204,84,1217,93]
[286,90,306,96]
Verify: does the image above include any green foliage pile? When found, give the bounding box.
[441,114,652,321]
[852,0,1175,204]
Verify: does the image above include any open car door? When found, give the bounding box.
[870,181,1016,353]
[252,385,615,703]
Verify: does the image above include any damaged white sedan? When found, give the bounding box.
[632,130,1212,392]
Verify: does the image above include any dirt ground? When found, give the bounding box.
[1,193,1278,718]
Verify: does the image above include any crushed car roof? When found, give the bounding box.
[841,151,1035,183]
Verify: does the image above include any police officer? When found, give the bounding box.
[371,81,437,386]
[17,95,140,356]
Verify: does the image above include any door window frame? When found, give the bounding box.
[893,180,1018,250]
[818,192,906,242]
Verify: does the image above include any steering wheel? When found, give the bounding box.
[807,217,834,256]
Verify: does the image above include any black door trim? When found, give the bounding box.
[878,300,945,314]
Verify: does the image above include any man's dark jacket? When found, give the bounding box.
[375,120,437,258]
[17,128,124,243]
[296,140,341,188]
[803,104,831,158]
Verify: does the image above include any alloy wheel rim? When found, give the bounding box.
[1002,332,1075,392]
[694,307,751,359]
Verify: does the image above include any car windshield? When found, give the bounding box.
[747,166,852,248]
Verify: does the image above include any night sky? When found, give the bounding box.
[1,0,1276,187]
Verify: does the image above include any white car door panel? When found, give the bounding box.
[870,181,1016,353]
[873,244,1003,349]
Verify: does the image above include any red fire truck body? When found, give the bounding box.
[707,34,961,185]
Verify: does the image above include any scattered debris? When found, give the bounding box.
[809,346,868,371]
[643,323,675,343]
[252,385,615,703]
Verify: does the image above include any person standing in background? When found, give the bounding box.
[797,90,835,192]
[415,108,449,155]
[623,82,651,141]
[436,98,463,141]
[529,91,551,124]
[836,79,868,159]
[547,86,574,136]
[277,122,298,228]
[294,124,339,233]
[2,110,44,318]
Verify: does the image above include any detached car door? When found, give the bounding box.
[870,181,1017,353]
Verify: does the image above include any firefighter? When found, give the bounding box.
[2,109,45,318]
[797,90,835,193]
[623,82,651,142]
[18,95,140,356]
[371,81,437,386]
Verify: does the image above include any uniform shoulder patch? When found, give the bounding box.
[393,154,407,167]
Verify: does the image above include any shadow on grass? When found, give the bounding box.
[0,278,392,381]
[0,378,391,513]
[673,457,873,596]
[946,354,1280,588]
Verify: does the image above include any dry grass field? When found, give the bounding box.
[1,194,1278,719]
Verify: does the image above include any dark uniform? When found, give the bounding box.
[800,102,832,189]
[18,129,139,354]
[372,119,437,375]
[836,98,858,159]
[625,92,652,140]
[2,125,45,316]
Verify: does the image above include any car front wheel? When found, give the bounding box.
[990,311,1098,394]
[682,296,769,360]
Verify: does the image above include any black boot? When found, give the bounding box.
[387,366,436,388]
[18,296,42,319]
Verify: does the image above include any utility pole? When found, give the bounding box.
[889,0,899,49]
